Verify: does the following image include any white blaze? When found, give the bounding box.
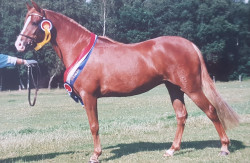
[15,16,32,52]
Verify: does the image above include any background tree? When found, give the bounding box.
[0,0,249,90]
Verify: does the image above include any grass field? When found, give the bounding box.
[0,81,249,163]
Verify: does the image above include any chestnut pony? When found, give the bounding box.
[15,1,239,162]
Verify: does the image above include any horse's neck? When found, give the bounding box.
[45,10,91,68]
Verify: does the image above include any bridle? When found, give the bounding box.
[18,13,44,46]
[18,12,53,51]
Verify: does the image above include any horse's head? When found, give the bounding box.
[15,1,52,52]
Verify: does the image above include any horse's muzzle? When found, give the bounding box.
[15,35,36,52]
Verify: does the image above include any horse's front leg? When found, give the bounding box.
[82,94,101,163]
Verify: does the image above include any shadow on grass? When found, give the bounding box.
[103,139,247,161]
[0,151,76,163]
[0,140,246,162]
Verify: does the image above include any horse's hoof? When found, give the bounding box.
[163,153,173,157]
[88,161,99,163]
[163,149,174,157]
[219,151,229,156]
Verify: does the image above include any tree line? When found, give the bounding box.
[0,0,249,90]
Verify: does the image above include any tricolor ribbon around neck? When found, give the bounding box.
[63,33,98,105]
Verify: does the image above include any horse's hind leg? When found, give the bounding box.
[164,82,188,156]
[187,90,230,155]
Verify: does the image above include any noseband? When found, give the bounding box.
[19,33,37,41]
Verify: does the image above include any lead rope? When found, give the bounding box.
[27,64,40,106]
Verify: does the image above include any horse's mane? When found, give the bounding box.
[45,9,121,45]
[45,9,91,33]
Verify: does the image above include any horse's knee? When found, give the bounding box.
[172,99,188,125]
[176,111,188,125]
[90,123,99,135]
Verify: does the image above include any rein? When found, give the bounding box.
[27,64,40,106]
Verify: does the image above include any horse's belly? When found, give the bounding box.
[100,72,162,97]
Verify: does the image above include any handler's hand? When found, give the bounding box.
[24,59,38,66]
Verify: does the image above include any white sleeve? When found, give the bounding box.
[7,56,17,65]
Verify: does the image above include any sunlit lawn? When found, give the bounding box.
[0,80,249,162]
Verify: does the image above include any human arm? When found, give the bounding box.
[0,54,17,68]
[0,54,38,68]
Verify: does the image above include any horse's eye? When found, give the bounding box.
[32,22,39,26]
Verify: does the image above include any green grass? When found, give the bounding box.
[0,81,249,163]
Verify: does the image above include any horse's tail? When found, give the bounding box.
[192,43,239,130]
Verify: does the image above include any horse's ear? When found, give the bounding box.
[31,0,42,13]
[26,2,32,10]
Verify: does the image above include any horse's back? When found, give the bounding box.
[81,36,201,96]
